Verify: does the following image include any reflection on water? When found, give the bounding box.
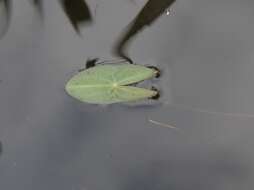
[0,0,11,39]
[113,0,176,63]
[1,0,176,63]
[59,0,92,34]
[30,0,43,16]
[0,0,92,38]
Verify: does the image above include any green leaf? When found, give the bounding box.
[65,64,158,104]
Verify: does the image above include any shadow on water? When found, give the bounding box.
[59,0,92,34]
[0,0,11,39]
[113,0,176,63]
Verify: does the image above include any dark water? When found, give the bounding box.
[1,0,254,190]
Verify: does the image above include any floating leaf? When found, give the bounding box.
[59,0,92,33]
[65,64,159,104]
[114,0,176,60]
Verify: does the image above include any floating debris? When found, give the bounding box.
[148,119,178,130]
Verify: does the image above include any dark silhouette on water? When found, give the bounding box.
[31,0,43,16]
[0,0,11,39]
[113,0,176,63]
[59,0,92,34]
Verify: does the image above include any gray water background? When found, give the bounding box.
[1,0,254,189]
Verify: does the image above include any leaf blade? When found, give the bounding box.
[114,86,157,103]
[68,64,156,86]
[66,84,157,104]
[112,64,157,85]
[65,64,158,104]
[66,85,116,104]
